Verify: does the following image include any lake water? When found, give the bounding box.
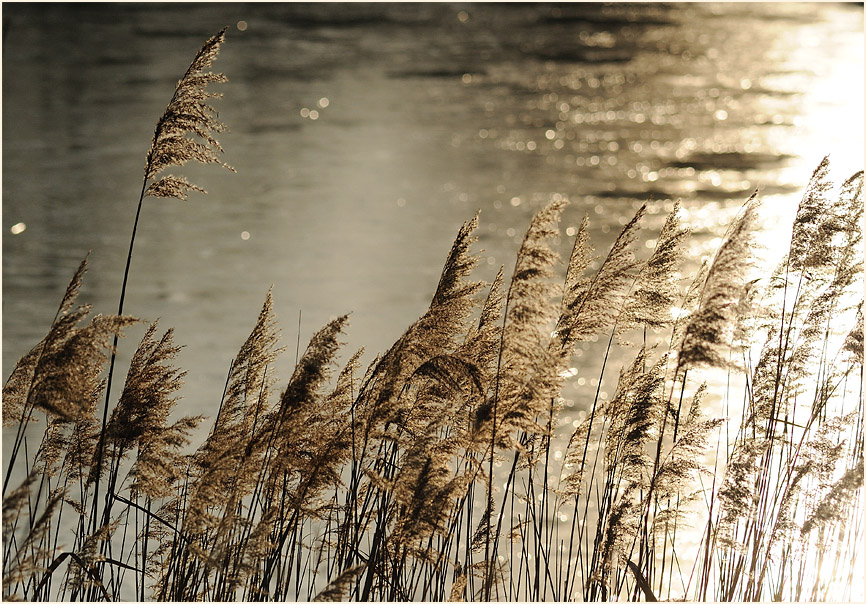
[2,3,864,601]
[3,2,863,446]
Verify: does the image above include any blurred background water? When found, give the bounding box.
[3,2,863,433]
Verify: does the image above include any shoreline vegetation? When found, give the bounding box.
[3,28,863,603]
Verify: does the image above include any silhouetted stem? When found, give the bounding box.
[90,178,147,534]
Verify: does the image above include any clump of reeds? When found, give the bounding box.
[2,27,862,603]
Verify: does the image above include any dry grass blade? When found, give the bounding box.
[471,495,494,553]
[479,200,566,599]
[625,559,657,602]
[432,212,482,310]
[58,256,89,315]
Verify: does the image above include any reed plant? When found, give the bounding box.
[3,28,863,602]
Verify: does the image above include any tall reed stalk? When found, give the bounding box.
[94,26,234,531]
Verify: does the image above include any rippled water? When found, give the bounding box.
[3,2,863,424]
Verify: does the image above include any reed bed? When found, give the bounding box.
[3,28,863,603]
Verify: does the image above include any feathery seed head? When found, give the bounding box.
[144,27,234,200]
[558,204,646,349]
[678,196,760,371]
[619,202,688,333]
[31,312,137,422]
[486,200,567,442]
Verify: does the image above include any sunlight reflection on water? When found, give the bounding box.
[2,8,863,595]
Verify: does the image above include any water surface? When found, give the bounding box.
[3,1,863,425]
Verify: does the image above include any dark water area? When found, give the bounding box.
[3,2,864,427]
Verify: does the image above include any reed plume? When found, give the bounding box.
[557,205,645,350]
[313,564,366,602]
[263,313,350,509]
[28,312,136,423]
[789,156,834,272]
[253,315,353,597]
[144,26,234,200]
[486,200,566,443]
[185,292,281,533]
[604,348,667,485]
[3,252,87,427]
[2,258,115,426]
[553,214,593,352]
[106,322,199,500]
[801,456,864,536]
[105,24,233,418]
[650,383,723,496]
[619,202,688,333]
[91,29,235,555]
[677,196,760,372]
[457,268,505,417]
[359,214,482,433]
[389,420,467,551]
[448,569,468,602]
